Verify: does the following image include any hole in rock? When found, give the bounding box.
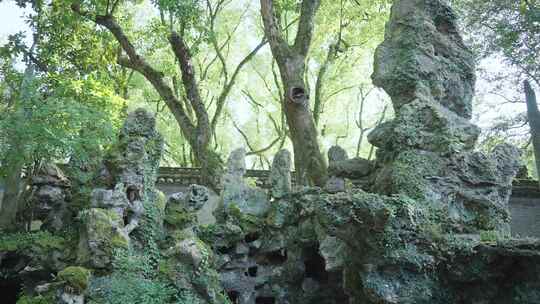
[227,290,240,303]
[258,250,287,265]
[0,277,22,304]
[255,296,276,304]
[247,266,258,277]
[434,16,451,34]
[126,186,140,202]
[244,232,260,243]
[217,245,235,255]
[303,244,329,283]
[123,210,130,226]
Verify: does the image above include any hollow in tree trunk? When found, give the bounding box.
[260,0,327,186]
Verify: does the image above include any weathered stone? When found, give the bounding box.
[165,185,211,231]
[324,176,346,194]
[30,164,72,232]
[221,149,269,217]
[269,149,292,199]
[90,185,130,218]
[226,148,247,178]
[368,99,480,153]
[185,184,211,211]
[372,144,521,234]
[319,236,345,272]
[326,146,348,193]
[328,146,348,163]
[32,164,70,188]
[162,237,228,303]
[76,208,129,268]
[57,266,91,294]
[103,108,163,198]
[172,238,207,269]
[371,0,480,153]
[372,0,475,119]
[58,292,84,304]
[328,157,374,179]
[94,108,163,235]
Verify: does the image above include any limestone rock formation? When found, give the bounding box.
[269,149,292,199]
[325,145,374,193]
[165,184,211,232]
[31,164,72,231]
[3,3,540,303]
[368,0,520,235]
[220,148,269,217]
[76,208,129,268]
[371,0,480,153]
[76,108,163,269]
[56,266,91,304]
[372,0,476,118]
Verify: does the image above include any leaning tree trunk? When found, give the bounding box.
[525,80,540,185]
[260,0,327,186]
[280,59,328,186]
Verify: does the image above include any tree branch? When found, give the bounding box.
[169,32,209,131]
[211,39,267,132]
[71,8,197,141]
[294,0,321,57]
[260,0,290,60]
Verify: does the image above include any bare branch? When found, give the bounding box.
[211,39,267,132]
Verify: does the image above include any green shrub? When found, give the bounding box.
[0,231,65,252]
[16,294,54,304]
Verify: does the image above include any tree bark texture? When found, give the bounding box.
[525,80,540,186]
[260,0,327,186]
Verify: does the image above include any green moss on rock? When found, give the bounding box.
[77,208,129,268]
[57,266,91,293]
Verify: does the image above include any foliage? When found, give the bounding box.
[0,72,123,168]
[0,0,125,187]
[456,0,540,86]
[0,231,65,252]
[57,266,92,293]
[454,0,539,172]
[16,294,55,304]
[88,247,176,304]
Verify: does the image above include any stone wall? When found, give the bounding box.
[510,197,540,238]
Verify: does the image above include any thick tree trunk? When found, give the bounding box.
[280,61,327,186]
[0,159,24,231]
[260,0,327,186]
[525,80,540,184]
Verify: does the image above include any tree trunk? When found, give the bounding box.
[260,0,327,186]
[280,62,327,186]
[525,80,540,184]
[0,159,24,231]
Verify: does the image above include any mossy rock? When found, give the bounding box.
[164,205,196,229]
[226,203,265,233]
[77,208,129,268]
[57,266,91,293]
